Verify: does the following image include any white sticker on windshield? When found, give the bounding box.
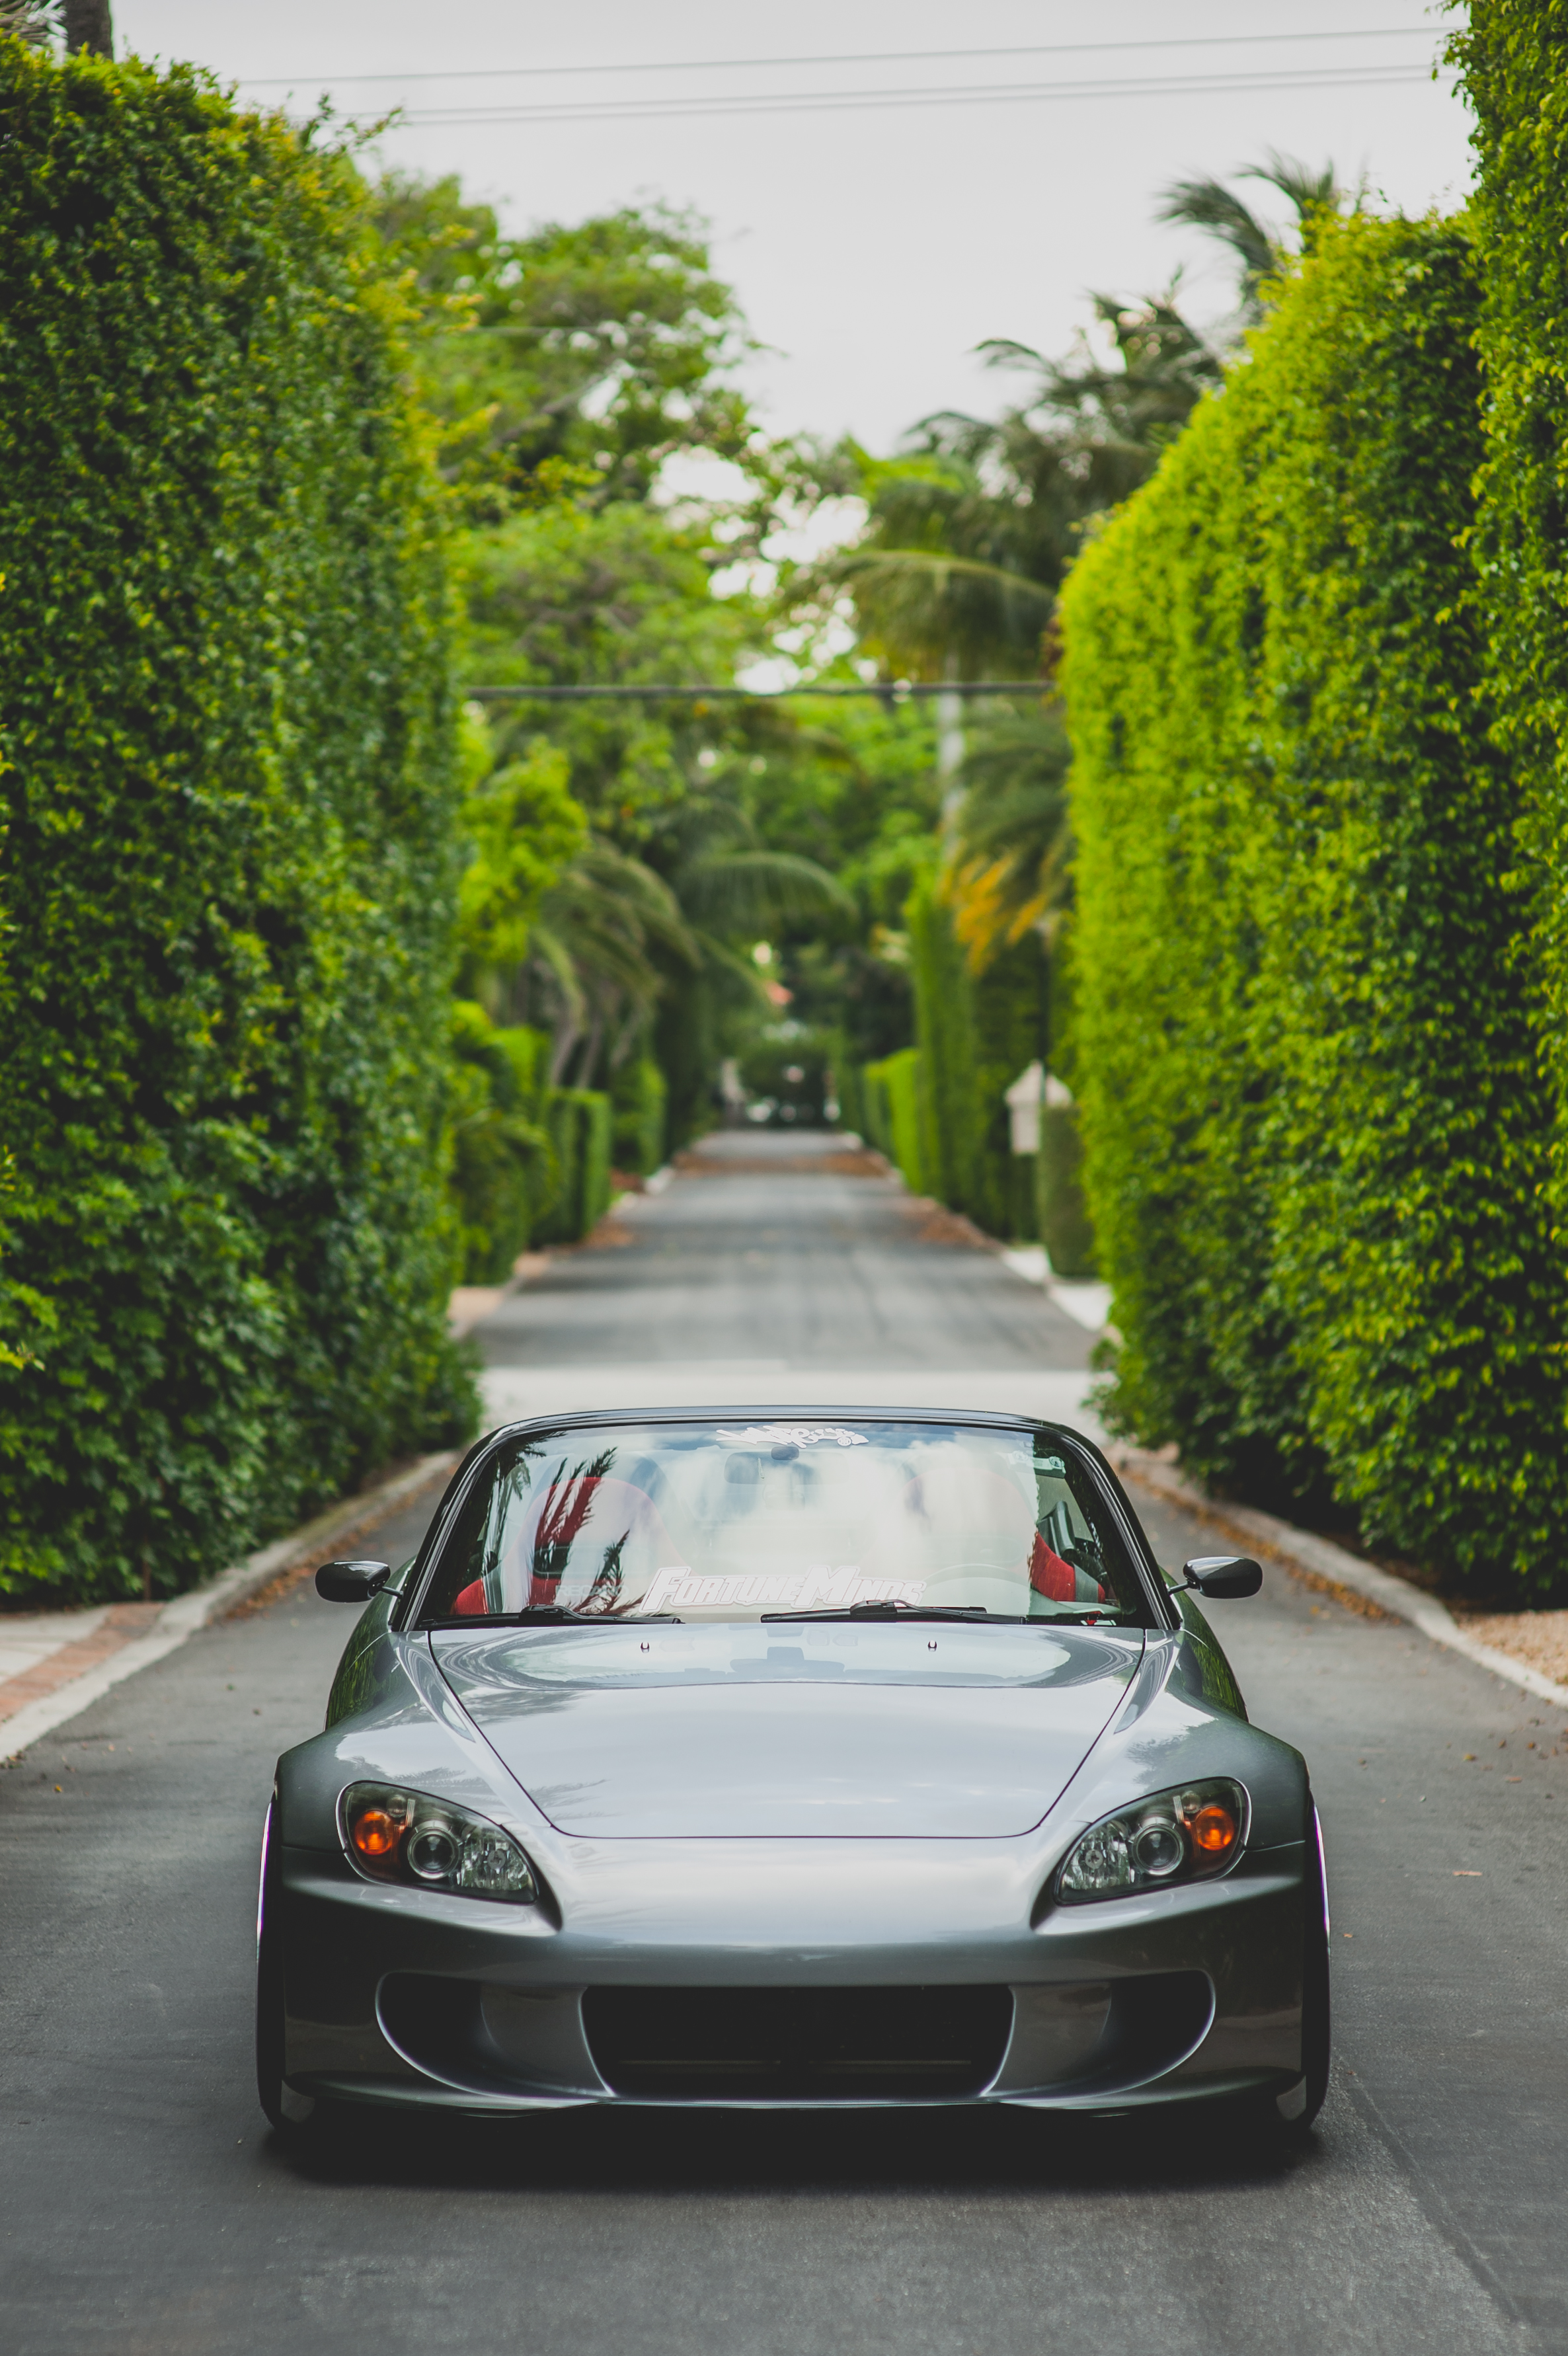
[641,1563,924,1614]
[715,1424,869,1449]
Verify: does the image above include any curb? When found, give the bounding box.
[2,1450,457,1760]
[1111,1446,1568,1709]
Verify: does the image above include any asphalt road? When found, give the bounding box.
[478,1130,1097,1374]
[3,1134,1564,2354]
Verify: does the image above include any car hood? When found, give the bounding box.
[430,1620,1144,1838]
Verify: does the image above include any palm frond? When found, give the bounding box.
[681,849,854,933]
[1240,151,1343,221]
[943,700,1074,968]
[1155,176,1276,290]
[828,547,1056,604]
[0,1,58,44]
[1157,155,1343,324]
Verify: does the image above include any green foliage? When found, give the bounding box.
[799,299,1226,684]
[448,1004,555,1281]
[1061,211,1566,1596]
[900,876,1045,1237]
[0,45,477,1599]
[738,1030,833,1126]
[907,875,980,1213]
[533,1090,613,1245]
[947,699,1073,966]
[373,184,755,508]
[461,500,750,825]
[611,1056,667,1177]
[971,939,1048,1243]
[1155,154,1345,326]
[457,731,586,980]
[862,1049,926,1193]
[1038,1104,1095,1279]
[1452,3,1568,1227]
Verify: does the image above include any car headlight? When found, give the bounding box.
[339,1782,537,1904]
[1056,1778,1249,1903]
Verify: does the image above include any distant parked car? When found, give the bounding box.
[258,1409,1327,2134]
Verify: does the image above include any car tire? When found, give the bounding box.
[1265,1799,1331,2139]
[256,1797,321,2140]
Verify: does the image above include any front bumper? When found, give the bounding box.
[275,1833,1308,2114]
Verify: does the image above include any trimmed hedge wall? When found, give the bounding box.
[532,1090,613,1246]
[1061,212,1567,1595]
[1037,1101,1095,1280]
[859,888,1046,1237]
[896,874,1044,1237]
[1456,4,1568,1228]
[611,1056,668,1179]
[449,1008,555,1282]
[0,46,475,1599]
[862,1048,925,1193]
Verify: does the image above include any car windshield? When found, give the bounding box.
[418,1419,1152,1626]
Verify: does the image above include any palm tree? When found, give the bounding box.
[648,781,853,1011]
[61,0,110,50]
[808,153,1344,975]
[1,2,57,42]
[1156,152,1345,327]
[479,784,849,1096]
[945,701,1074,970]
[517,840,698,1087]
[797,284,1224,693]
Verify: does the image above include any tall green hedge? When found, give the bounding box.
[1062,212,1567,1595]
[532,1090,613,1245]
[1455,3,1568,1228]
[971,937,1046,1243]
[0,45,475,1600]
[1037,1099,1095,1279]
[901,873,1044,1237]
[862,1048,925,1192]
[449,1007,555,1281]
[611,1054,668,1179]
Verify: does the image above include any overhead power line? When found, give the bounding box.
[465,682,1049,701]
[237,27,1438,92]
[387,61,1450,131]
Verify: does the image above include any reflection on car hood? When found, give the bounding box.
[430,1622,1145,1838]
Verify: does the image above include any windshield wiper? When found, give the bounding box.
[760,1602,1123,1626]
[761,1603,1022,1624]
[430,1606,682,1628]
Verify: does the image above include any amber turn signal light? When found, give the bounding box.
[1188,1800,1238,1855]
[350,1804,403,1860]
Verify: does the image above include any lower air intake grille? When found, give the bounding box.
[582,1984,1013,2100]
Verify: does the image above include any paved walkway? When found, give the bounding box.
[0,1602,162,1733]
[2,1130,1564,2353]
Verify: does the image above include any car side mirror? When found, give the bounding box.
[315,1559,391,1604]
[1178,1555,1263,1600]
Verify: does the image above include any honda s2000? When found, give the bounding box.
[257,1409,1329,2133]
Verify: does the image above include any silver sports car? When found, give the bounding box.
[257,1409,1329,2134]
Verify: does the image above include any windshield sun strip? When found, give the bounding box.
[406,1413,1161,1631]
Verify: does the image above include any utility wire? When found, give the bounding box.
[465,683,1048,701]
[387,61,1450,131]
[238,26,1437,91]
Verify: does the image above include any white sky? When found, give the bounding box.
[114,3,1473,454]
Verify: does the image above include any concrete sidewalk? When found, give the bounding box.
[0,1453,455,1760]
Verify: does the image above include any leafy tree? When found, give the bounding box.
[458,498,752,826]
[373,180,755,509]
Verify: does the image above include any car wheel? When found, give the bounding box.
[256,1797,320,2139]
[1267,1800,1331,2137]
